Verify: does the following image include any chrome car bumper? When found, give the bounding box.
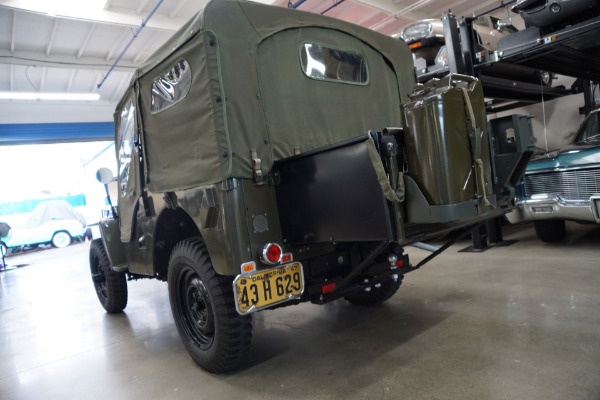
[506,193,600,224]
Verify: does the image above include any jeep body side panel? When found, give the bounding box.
[98,218,128,271]
[116,184,250,278]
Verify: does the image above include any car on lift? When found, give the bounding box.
[506,108,600,242]
[512,0,600,32]
[398,16,518,73]
[398,15,554,86]
[0,200,87,255]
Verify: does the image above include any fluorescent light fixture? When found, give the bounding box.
[0,92,100,101]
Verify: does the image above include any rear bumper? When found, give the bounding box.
[506,193,600,224]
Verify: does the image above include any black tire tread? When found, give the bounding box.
[168,237,252,374]
[90,238,128,313]
[534,220,566,243]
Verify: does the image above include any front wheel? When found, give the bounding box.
[52,231,72,248]
[534,219,566,242]
[89,239,128,313]
[168,237,252,373]
[345,276,403,307]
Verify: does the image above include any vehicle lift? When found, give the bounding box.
[420,12,600,252]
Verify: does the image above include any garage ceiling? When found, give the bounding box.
[0,0,516,125]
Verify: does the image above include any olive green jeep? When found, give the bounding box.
[89,0,534,373]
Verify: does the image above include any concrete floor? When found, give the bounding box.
[1,222,599,400]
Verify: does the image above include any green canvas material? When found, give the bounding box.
[115,0,415,194]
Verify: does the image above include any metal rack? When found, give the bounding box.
[418,13,600,115]
[417,13,600,250]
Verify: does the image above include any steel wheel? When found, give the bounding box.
[89,239,127,313]
[177,267,215,349]
[168,237,252,373]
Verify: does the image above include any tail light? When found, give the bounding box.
[260,243,282,265]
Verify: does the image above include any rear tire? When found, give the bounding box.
[89,239,128,313]
[534,219,566,242]
[345,276,403,307]
[168,237,252,373]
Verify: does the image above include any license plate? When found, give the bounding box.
[233,262,304,315]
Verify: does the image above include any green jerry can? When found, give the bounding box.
[402,74,495,224]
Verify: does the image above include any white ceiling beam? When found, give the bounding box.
[105,28,130,62]
[10,10,18,54]
[349,0,397,15]
[136,0,152,15]
[77,24,97,60]
[103,0,114,11]
[46,18,60,57]
[356,9,380,25]
[66,70,77,91]
[92,71,104,92]
[394,0,435,16]
[369,15,395,31]
[0,49,138,71]
[2,2,183,31]
[110,73,130,103]
[10,65,15,91]
[169,0,190,19]
[39,68,47,91]
[351,0,426,22]
[132,30,161,63]
[329,3,358,19]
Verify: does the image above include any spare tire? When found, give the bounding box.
[0,222,10,239]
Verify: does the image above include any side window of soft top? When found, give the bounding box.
[118,100,136,196]
[151,59,192,113]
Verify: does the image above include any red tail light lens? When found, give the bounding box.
[321,282,336,295]
[260,243,282,265]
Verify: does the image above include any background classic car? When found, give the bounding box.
[398,16,517,68]
[0,200,87,254]
[397,16,552,85]
[507,109,600,241]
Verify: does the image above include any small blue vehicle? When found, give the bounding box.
[507,109,600,241]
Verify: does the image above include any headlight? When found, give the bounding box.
[401,22,433,43]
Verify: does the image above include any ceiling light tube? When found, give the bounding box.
[0,92,100,101]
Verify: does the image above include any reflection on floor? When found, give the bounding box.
[1,222,599,399]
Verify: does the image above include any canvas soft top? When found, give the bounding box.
[116,0,415,193]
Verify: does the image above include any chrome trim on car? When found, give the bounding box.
[524,162,600,175]
[524,167,600,202]
[506,193,600,224]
